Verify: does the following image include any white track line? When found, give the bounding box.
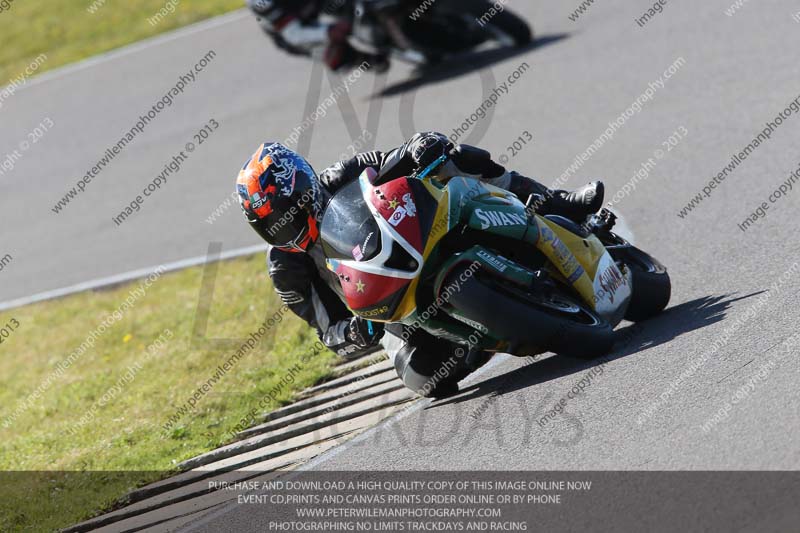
[0,243,266,312]
[1,9,250,93]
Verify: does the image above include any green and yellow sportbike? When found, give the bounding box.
[320,155,671,358]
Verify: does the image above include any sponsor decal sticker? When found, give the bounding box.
[539,225,581,276]
[338,345,359,356]
[598,264,628,303]
[362,231,375,251]
[475,208,527,230]
[388,193,417,227]
[566,266,585,284]
[539,225,555,243]
[451,312,490,333]
[359,306,389,318]
[476,250,508,273]
[251,191,267,209]
[389,207,407,227]
[402,193,417,217]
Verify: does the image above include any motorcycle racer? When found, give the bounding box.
[246,0,388,71]
[236,132,604,397]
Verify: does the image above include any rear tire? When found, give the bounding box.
[458,0,533,46]
[618,246,671,322]
[484,8,533,46]
[445,265,614,359]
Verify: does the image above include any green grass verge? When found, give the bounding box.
[0,253,338,532]
[0,0,244,86]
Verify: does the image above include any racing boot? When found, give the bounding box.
[509,174,604,223]
[550,181,605,222]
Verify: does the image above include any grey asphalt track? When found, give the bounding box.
[3,0,800,530]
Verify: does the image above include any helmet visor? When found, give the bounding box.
[249,184,319,251]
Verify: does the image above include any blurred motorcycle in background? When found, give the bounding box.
[349,0,533,66]
[350,0,533,67]
[249,0,532,71]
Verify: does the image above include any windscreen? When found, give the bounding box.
[320,180,382,262]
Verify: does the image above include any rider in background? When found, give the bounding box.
[236,132,604,397]
[246,0,389,71]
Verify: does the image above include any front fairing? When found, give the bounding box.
[320,170,445,322]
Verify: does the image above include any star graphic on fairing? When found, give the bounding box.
[355,280,366,293]
[388,198,399,209]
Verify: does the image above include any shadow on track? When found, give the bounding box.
[374,34,569,98]
[426,291,765,409]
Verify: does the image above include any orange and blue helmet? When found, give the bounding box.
[237,142,322,253]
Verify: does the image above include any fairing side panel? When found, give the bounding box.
[531,218,596,309]
[538,217,630,321]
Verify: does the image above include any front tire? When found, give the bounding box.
[445,265,613,359]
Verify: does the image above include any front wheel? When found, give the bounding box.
[445,265,614,359]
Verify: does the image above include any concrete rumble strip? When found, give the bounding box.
[64,351,415,533]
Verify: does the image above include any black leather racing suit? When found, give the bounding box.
[268,133,564,397]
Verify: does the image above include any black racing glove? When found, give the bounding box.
[407,132,455,169]
[346,316,384,348]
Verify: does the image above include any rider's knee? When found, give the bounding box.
[382,324,463,397]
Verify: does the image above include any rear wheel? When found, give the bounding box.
[621,248,671,321]
[601,235,671,322]
[445,265,614,359]
[484,9,533,46]
[459,0,533,46]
